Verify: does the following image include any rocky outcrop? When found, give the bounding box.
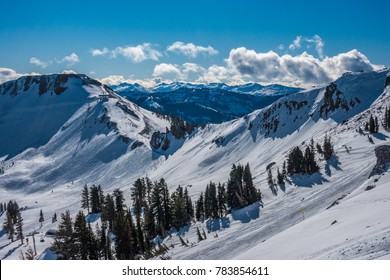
[386,75,390,87]
[369,145,390,177]
[150,131,170,151]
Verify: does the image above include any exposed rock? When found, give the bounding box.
[369,145,390,177]
[386,75,390,87]
[150,131,170,151]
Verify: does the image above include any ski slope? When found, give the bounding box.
[1,69,390,260]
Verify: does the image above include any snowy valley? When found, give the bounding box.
[1,69,390,260]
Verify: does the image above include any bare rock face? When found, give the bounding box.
[369,145,390,177]
[386,75,390,87]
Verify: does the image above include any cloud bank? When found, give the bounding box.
[167,42,218,58]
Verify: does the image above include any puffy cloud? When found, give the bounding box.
[167,41,218,58]
[225,47,382,86]
[112,43,162,63]
[90,48,109,56]
[153,63,183,79]
[30,57,49,68]
[61,70,78,74]
[0,67,40,84]
[99,75,157,88]
[61,53,79,65]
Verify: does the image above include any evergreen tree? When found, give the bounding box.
[369,115,376,133]
[113,188,125,215]
[195,192,204,221]
[303,146,319,174]
[81,184,90,213]
[39,209,44,228]
[277,167,284,184]
[90,184,103,213]
[52,212,57,223]
[3,210,15,242]
[151,182,164,234]
[217,183,226,217]
[287,146,304,175]
[282,160,287,178]
[243,163,258,204]
[102,194,116,231]
[0,202,3,212]
[375,116,379,133]
[52,210,76,259]
[267,168,274,186]
[323,134,334,161]
[171,186,188,229]
[184,187,194,221]
[226,164,245,209]
[73,211,89,259]
[115,212,134,260]
[143,203,157,240]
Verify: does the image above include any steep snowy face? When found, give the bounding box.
[0,74,171,191]
[114,82,301,125]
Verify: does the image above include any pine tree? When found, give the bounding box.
[90,184,102,213]
[184,187,194,221]
[323,134,334,161]
[304,145,319,174]
[277,167,284,184]
[73,211,89,259]
[287,146,304,175]
[115,212,134,260]
[195,192,204,221]
[52,210,76,259]
[81,184,90,213]
[52,212,57,223]
[243,163,258,204]
[113,188,125,215]
[375,116,379,133]
[267,168,274,186]
[39,209,44,228]
[102,194,116,231]
[15,209,24,244]
[282,161,287,178]
[369,115,376,133]
[3,210,15,242]
[217,183,226,218]
[226,164,246,209]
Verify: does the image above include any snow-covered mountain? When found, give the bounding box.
[1,69,390,260]
[113,82,301,124]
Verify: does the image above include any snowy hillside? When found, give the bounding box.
[1,69,390,260]
[113,82,301,124]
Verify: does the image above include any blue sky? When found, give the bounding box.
[0,0,388,86]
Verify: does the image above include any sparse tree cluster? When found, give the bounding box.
[287,136,333,176]
[383,107,390,130]
[226,163,261,209]
[2,200,23,244]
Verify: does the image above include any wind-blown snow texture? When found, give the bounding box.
[1,69,390,260]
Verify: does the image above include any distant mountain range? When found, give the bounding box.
[112,82,301,124]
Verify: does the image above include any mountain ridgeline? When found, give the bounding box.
[1,68,390,260]
[113,82,301,125]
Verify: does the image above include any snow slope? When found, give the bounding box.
[1,69,390,260]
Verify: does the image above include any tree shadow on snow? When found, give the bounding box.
[372,132,389,141]
[86,213,101,223]
[1,243,22,260]
[206,217,231,232]
[324,155,342,177]
[290,172,328,188]
[231,202,261,223]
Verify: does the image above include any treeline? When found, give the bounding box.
[52,163,261,260]
[154,112,196,139]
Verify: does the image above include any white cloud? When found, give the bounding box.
[167,41,219,58]
[306,35,325,59]
[289,36,302,50]
[90,48,109,56]
[226,47,382,86]
[61,53,79,65]
[61,70,78,74]
[153,63,184,79]
[288,35,325,59]
[112,43,162,63]
[0,67,40,84]
[99,75,157,88]
[30,57,49,68]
